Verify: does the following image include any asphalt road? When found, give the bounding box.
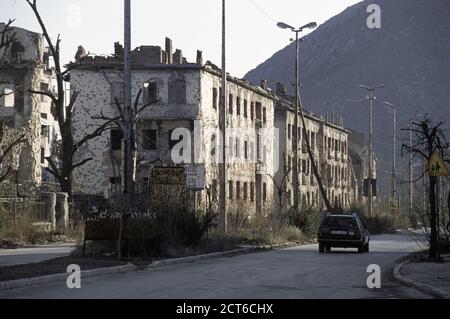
[0,243,76,267]
[0,233,431,299]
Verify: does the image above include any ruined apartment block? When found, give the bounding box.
[0,24,60,190]
[69,38,276,216]
[275,83,359,210]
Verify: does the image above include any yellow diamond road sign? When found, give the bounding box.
[429,151,450,177]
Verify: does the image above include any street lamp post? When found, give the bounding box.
[384,101,398,202]
[360,84,384,216]
[277,21,317,214]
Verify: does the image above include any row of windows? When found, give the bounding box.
[212,88,267,123]
[210,180,267,202]
[327,165,348,181]
[287,125,317,150]
[110,129,179,151]
[325,136,347,155]
[112,78,187,105]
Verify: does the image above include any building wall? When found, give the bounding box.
[0,25,59,189]
[70,66,276,217]
[274,97,353,212]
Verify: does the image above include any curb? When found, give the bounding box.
[393,257,450,299]
[148,247,256,268]
[0,263,136,291]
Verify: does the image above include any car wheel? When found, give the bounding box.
[319,244,324,253]
[364,243,369,252]
[358,244,364,253]
[325,246,331,253]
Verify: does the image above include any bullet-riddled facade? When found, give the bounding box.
[0,24,60,190]
[69,38,276,216]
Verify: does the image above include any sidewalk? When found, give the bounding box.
[396,254,450,298]
[0,242,76,267]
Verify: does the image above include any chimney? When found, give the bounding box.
[260,79,267,90]
[276,82,286,96]
[165,37,173,64]
[114,42,124,58]
[173,49,183,65]
[196,50,203,65]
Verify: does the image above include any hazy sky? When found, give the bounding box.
[1,0,361,77]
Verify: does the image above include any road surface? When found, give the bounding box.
[0,243,76,267]
[0,233,430,299]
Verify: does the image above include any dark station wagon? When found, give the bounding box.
[317,213,370,253]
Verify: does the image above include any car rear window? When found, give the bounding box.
[322,217,357,229]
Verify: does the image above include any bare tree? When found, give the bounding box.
[265,154,294,217]
[0,123,27,183]
[297,88,332,211]
[25,0,121,195]
[402,115,449,261]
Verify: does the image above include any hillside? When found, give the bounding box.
[245,0,450,197]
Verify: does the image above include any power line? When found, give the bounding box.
[248,0,277,23]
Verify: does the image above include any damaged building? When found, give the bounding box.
[0,23,60,192]
[68,37,371,214]
[69,38,276,216]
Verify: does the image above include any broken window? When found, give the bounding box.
[40,148,45,164]
[168,76,186,104]
[41,125,50,143]
[10,41,25,62]
[110,129,123,151]
[212,87,218,109]
[40,83,49,102]
[0,88,14,108]
[244,140,248,159]
[255,102,262,121]
[142,129,157,150]
[243,182,248,200]
[110,177,122,185]
[236,181,240,200]
[244,100,248,118]
[143,81,158,104]
[236,97,241,116]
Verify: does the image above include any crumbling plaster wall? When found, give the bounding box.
[199,71,276,215]
[70,68,202,195]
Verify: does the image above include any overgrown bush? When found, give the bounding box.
[0,206,48,245]
[346,203,409,234]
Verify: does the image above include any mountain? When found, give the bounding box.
[244,0,450,198]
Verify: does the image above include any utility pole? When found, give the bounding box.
[219,0,227,234]
[409,125,413,220]
[293,29,300,214]
[124,0,134,201]
[277,21,317,213]
[360,84,383,216]
[384,101,397,202]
